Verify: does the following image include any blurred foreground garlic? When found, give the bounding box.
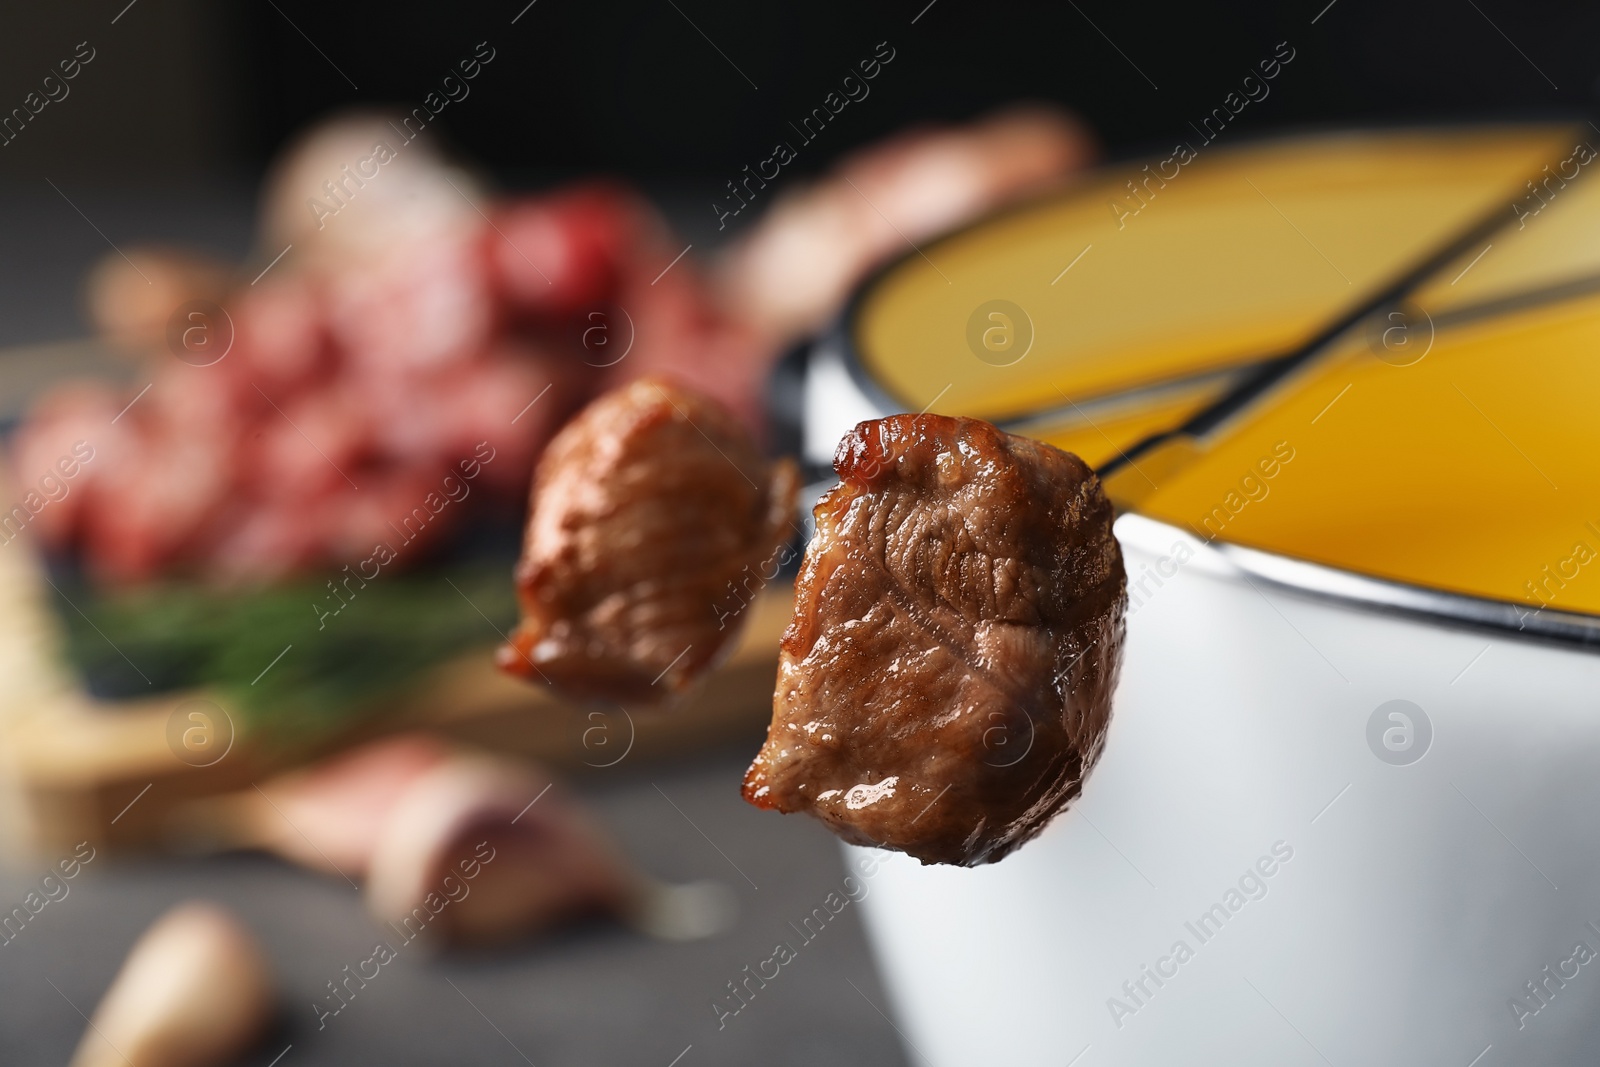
[366,753,734,946]
[171,734,451,878]
[67,901,273,1067]
[171,736,736,947]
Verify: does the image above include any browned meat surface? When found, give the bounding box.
[743,415,1126,866]
[499,377,800,703]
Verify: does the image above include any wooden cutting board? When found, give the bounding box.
[0,535,789,857]
[0,340,790,859]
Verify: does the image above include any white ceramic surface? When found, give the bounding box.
[851,513,1600,1067]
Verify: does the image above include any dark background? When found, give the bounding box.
[1,0,1595,182]
[2,0,1594,351]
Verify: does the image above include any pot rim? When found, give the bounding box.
[1116,511,1600,652]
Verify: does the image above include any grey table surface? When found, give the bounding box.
[0,746,912,1067]
[0,181,911,1066]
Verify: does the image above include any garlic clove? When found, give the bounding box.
[365,755,638,947]
[67,901,274,1067]
[166,734,451,878]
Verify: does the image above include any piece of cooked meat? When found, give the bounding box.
[743,414,1126,866]
[498,377,800,703]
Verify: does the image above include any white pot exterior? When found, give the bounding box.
[851,514,1600,1067]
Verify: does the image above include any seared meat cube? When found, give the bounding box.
[743,415,1125,866]
[499,378,800,703]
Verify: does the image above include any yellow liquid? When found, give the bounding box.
[848,124,1600,616]
[1130,295,1600,616]
[856,125,1578,422]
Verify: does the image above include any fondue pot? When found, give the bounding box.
[796,124,1600,1065]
